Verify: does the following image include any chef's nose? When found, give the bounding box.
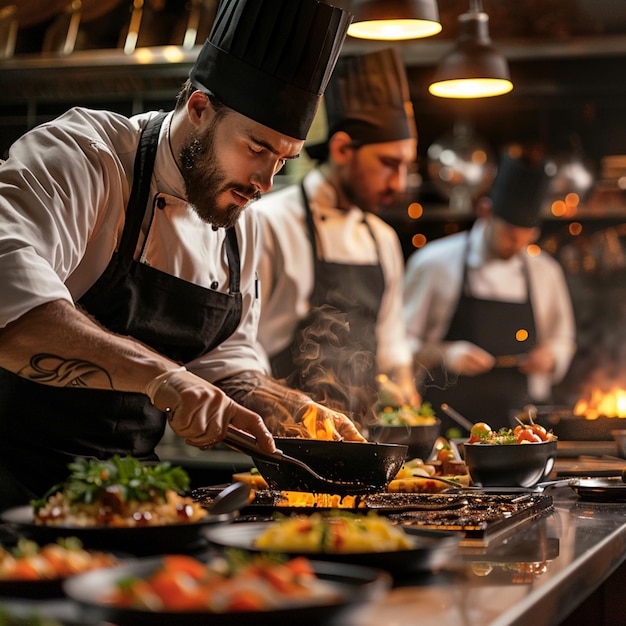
[390,163,409,193]
[250,159,282,193]
[251,165,275,195]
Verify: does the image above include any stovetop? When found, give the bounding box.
[193,486,554,548]
[376,492,553,548]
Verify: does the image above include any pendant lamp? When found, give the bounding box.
[428,0,512,98]
[348,0,441,41]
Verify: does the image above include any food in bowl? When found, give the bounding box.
[255,512,413,553]
[463,421,557,488]
[375,402,438,427]
[369,402,441,459]
[33,456,207,527]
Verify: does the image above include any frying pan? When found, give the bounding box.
[224,426,408,495]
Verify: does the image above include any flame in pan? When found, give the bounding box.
[301,405,336,440]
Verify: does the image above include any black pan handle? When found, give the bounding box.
[224,425,285,463]
[224,425,358,490]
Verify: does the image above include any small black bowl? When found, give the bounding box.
[368,419,441,461]
[462,440,557,488]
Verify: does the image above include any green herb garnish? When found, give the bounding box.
[32,455,190,512]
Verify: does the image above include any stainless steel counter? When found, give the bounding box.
[339,484,626,625]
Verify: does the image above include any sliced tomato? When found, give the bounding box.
[149,569,207,611]
[226,589,266,612]
[162,555,206,580]
[285,556,314,578]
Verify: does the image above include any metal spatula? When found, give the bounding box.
[224,425,356,492]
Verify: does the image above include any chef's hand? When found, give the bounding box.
[145,367,275,453]
[518,345,556,375]
[443,341,496,376]
[301,402,367,442]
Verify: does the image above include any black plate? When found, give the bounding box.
[0,576,67,599]
[62,556,391,626]
[0,506,236,556]
[204,521,459,574]
[569,477,626,502]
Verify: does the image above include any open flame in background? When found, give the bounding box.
[574,386,626,419]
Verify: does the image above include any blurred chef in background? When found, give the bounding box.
[404,151,577,433]
[253,48,420,429]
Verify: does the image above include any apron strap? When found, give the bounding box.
[300,180,319,286]
[117,112,168,267]
[225,227,241,294]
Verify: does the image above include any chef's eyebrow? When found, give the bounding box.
[248,133,300,160]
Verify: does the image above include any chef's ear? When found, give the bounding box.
[475,196,492,219]
[328,131,356,164]
[530,226,541,243]
[186,90,212,128]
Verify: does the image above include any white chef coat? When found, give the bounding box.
[252,167,412,374]
[0,107,263,381]
[403,218,577,400]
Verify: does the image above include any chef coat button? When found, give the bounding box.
[156,196,166,210]
[210,281,219,290]
[212,225,219,231]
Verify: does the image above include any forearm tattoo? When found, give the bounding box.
[19,354,114,389]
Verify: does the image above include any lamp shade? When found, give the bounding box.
[428,10,513,98]
[348,0,441,41]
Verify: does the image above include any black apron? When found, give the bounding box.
[270,182,385,423]
[423,234,537,432]
[0,113,243,504]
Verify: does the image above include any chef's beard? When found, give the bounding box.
[179,122,260,228]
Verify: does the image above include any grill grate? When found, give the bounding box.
[193,487,553,548]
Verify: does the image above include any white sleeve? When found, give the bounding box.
[253,194,314,360]
[530,254,577,384]
[403,240,464,353]
[0,117,128,328]
[374,221,412,371]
